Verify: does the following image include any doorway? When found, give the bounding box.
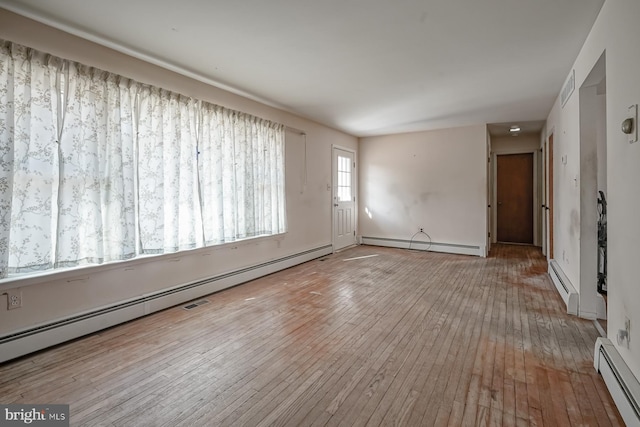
[496,153,534,244]
[579,52,607,322]
[332,147,356,251]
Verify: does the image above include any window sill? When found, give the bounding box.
[0,232,286,291]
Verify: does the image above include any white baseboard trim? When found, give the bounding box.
[594,338,640,426]
[360,236,483,257]
[0,245,333,363]
[548,259,579,316]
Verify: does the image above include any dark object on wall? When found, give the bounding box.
[597,190,607,295]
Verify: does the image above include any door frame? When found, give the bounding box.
[491,148,540,246]
[331,145,358,251]
[547,132,554,259]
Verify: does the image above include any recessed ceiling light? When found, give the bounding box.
[510,126,521,132]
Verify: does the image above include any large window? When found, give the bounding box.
[0,40,286,279]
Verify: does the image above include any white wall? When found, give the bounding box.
[546,0,640,379]
[0,10,357,336]
[491,134,541,153]
[596,81,607,194]
[358,124,488,254]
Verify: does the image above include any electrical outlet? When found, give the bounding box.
[4,289,22,310]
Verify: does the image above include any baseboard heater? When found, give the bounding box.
[594,338,640,426]
[360,236,483,257]
[0,244,333,363]
[548,259,579,315]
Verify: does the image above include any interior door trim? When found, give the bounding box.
[491,148,540,246]
[331,144,358,252]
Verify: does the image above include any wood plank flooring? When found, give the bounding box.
[0,244,623,426]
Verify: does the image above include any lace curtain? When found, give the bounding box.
[199,103,286,245]
[0,40,286,279]
[136,86,203,254]
[55,62,138,268]
[1,42,59,275]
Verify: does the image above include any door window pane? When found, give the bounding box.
[337,155,352,201]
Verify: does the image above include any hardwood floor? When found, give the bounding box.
[0,244,623,426]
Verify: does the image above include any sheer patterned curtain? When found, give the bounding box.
[136,86,202,254]
[0,42,59,276]
[199,104,286,244]
[199,103,233,245]
[0,39,286,279]
[55,63,137,268]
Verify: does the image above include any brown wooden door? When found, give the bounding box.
[497,153,534,244]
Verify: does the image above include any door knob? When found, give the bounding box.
[334,203,338,207]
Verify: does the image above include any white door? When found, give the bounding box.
[333,147,356,251]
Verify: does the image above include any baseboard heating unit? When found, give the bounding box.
[0,245,332,363]
[360,236,484,257]
[594,338,640,426]
[548,259,579,316]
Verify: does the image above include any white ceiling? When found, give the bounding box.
[0,0,604,137]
